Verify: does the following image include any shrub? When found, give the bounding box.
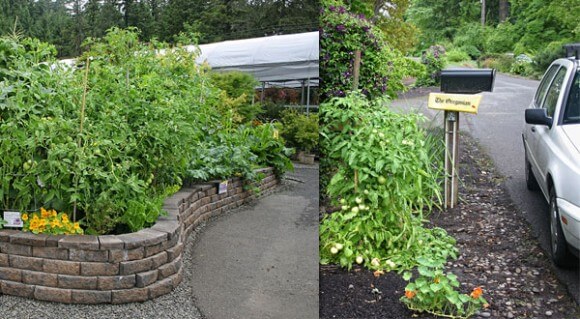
[478,53,515,73]
[320,1,414,99]
[415,45,446,87]
[510,54,535,76]
[484,22,518,53]
[460,45,481,60]
[242,123,294,177]
[280,110,319,153]
[209,71,262,123]
[533,40,568,75]
[260,102,286,121]
[452,23,486,53]
[446,48,471,62]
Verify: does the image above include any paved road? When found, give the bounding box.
[392,73,580,304]
[189,164,319,319]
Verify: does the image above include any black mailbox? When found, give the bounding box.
[440,69,496,94]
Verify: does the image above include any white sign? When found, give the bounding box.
[218,180,228,194]
[3,211,23,228]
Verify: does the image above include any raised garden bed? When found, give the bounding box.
[0,168,278,304]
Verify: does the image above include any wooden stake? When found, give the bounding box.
[444,111,460,209]
[352,50,361,90]
[73,57,91,222]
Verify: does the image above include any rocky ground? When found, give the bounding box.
[320,133,580,319]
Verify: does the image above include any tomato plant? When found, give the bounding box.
[0,29,293,234]
[319,92,455,271]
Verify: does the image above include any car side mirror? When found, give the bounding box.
[525,108,553,128]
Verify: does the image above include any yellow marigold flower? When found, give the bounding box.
[21,213,28,221]
[73,222,80,230]
[51,210,57,218]
[62,214,69,223]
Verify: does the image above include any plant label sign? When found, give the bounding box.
[428,93,482,114]
[218,180,228,194]
[3,211,23,228]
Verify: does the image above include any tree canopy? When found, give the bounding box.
[0,0,318,57]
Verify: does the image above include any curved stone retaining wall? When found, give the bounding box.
[0,168,279,304]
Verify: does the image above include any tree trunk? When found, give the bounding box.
[480,0,486,26]
[499,0,509,22]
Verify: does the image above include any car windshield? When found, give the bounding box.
[563,69,580,124]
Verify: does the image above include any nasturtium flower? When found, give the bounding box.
[405,290,416,299]
[22,208,82,235]
[470,286,483,299]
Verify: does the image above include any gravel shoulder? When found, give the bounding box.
[320,133,580,319]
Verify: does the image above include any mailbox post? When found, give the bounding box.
[429,69,495,209]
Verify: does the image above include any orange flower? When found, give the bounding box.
[373,270,384,278]
[470,287,483,299]
[405,290,416,299]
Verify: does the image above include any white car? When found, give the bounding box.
[523,53,580,266]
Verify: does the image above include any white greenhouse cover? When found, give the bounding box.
[191,32,319,84]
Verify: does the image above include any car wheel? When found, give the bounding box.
[525,149,539,191]
[549,187,571,266]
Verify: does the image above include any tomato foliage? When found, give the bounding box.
[0,29,292,234]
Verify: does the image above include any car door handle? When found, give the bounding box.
[531,127,536,132]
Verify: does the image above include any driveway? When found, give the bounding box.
[392,73,580,304]
[189,164,319,319]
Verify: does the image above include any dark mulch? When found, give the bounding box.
[319,133,580,319]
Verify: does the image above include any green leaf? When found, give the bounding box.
[429,283,442,292]
[402,271,412,281]
[446,293,460,305]
[417,266,434,277]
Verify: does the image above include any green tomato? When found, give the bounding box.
[378,176,386,184]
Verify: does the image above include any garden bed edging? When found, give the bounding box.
[0,168,279,304]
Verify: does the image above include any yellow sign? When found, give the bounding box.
[428,93,482,114]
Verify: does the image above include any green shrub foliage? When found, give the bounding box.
[320,1,421,100]
[0,29,292,234]
[445,48,471,63]
[280,110,319,153]
[416,45,446,87]
[209,71,262,123]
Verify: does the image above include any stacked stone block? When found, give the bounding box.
[0,168,278,304]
